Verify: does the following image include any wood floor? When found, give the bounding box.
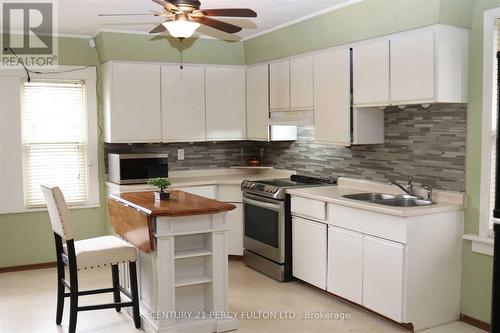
[0,259,486,333]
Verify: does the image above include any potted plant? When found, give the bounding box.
[147,178,172,201]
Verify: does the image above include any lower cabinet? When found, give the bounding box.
[362,235,405,322]
[292,217,327,289]
[173,185,217,200]
[226,203,243,256]
[327,226,363,304]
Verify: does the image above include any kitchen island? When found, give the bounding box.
[107,191,237,333]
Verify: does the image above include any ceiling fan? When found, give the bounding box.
[99,0,257,39]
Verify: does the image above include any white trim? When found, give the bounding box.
[463,234,494,256]
[242,0,364,41]
[479,8,500,238]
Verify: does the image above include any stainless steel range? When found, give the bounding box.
[241,175,337,281]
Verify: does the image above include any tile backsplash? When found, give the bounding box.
[105,103,466,192]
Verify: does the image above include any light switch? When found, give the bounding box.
[177,149,185,161]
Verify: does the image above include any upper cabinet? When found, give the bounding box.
[103,62,162,143]
[390,25,468,105]
[161,65,206,142]
[290,56,314,111]
[246,64,270,141]
[314,48,351,146]
[269,60,290,111]
[352,40,390,106]
[205,66,246,141]
[269,56,314,112]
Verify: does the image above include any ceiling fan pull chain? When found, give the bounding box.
[179,37,184,70]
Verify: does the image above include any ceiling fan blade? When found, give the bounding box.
[190,17,242,34]
[98,13,154,16]
[152,0,179,12]
[198,8,257,17]
[149,23,167,34]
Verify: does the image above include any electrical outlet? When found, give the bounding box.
[177,149,185,161]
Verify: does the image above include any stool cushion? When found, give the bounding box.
[64,236,137,270]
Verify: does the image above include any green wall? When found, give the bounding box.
[95,32,245,65]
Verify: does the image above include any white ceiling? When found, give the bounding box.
[54,0,360,40]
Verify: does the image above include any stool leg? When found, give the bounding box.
[56,266,65,325]
[111,264,121,312]
[68,264,78,333]
[129,261,141,329]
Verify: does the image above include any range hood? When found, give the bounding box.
[269,110,314,126]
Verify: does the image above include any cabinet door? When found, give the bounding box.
[327,226,363,304]
[161,65,206,142]
[363,235,405,322]
[269,60,290,110]
[313,49,351,145]
[226,203,243,256]
[390,30,435,103]
[106,62,162,143]
[173,185,217,199]
[206,66,246,141]
[292,217,327,289]
[290,56,314,110]
[246,65,269,141]
[353,40,390,106]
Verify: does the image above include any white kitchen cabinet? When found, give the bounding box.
[327,226,363,304]
[269,60,290,111]
[352,40,390,106]
[363,235,405,322]
[206,66,246,141]
[161,65,206,142]
[226,203,243,256]
[246,64,269,141]
[103,62,162,143]
[313,48,351,145]
[290,55,314,110]
[292,217,327,289]
[390,25,468,104]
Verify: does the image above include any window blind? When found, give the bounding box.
[491,23,500,232]
[22,81,88,208]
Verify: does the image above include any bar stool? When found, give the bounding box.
[41,185,141,333]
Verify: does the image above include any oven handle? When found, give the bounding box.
[243,195,282,211]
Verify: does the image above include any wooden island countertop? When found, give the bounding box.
[108,190,236,217]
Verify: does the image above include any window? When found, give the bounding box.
[490,24,500,234]
[22,81,88,208]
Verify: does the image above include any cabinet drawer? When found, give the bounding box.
[291,196,327,221]
[217,185,243,203]
[329,204,407,244]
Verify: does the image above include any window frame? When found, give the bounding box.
[0,66,99,213]
[471,8,500,255]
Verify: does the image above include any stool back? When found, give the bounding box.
[41,185,75,241]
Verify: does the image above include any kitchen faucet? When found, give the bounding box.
[389,176,415,196]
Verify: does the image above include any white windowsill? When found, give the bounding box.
[0,203,101,216]
[463,234,494,256]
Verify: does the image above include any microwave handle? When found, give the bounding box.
[243,196,282,212]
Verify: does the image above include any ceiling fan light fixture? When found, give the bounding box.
[163,19,200,38]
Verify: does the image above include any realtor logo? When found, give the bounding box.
[1,0,58,67]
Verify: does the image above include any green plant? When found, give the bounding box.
[147,178,171,193]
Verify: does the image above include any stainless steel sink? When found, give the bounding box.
[342,193,435,207]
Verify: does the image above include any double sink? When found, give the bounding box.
[342,192,435,207]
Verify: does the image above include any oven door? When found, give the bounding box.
[243,193,285,264]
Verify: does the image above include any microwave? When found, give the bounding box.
[108,153,169,185]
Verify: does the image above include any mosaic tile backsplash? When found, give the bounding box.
[105,103,466,192]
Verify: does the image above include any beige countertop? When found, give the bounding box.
[287,178,465,217]
[106,168,295,193]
